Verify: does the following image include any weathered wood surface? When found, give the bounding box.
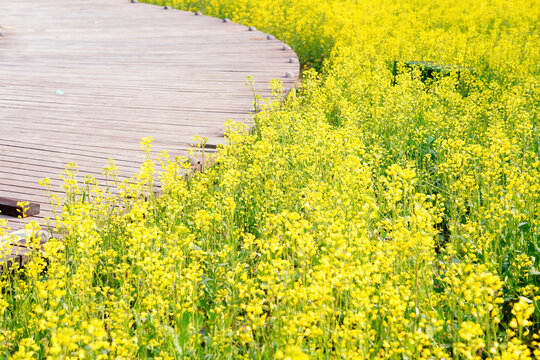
[0,0,299,233]
[0,197,40,218]
[0,230,50,270]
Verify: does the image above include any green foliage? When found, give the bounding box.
[1,0,539,358]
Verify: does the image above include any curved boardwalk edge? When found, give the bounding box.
[0,0,299,238]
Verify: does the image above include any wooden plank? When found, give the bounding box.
[0,197,40,218]
[0,0,299,232]
[0,230,52,270]
[0,246,32,270]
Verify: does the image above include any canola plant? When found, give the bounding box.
[0,0,538,358]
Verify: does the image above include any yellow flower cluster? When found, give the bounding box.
[1,0,539,358]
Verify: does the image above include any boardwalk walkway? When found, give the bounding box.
[0,0,299,232]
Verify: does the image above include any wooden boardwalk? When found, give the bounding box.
[0,0,299,233]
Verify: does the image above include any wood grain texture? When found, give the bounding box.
[0,0,299,232]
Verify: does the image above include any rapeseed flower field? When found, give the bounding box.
[1,0,539,358]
